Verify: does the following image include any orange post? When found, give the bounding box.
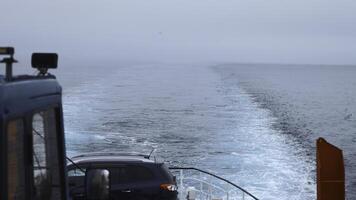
[317,138,345,200]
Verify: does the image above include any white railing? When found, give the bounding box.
[169,167,259,200]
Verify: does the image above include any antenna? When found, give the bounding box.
[148,148,156,159]
[0,47,17,81]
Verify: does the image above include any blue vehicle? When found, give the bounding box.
[67,153,178,200]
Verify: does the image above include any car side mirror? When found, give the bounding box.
[85,169,110,200]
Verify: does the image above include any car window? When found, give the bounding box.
[68,168,86,177]
[110,165,154,183]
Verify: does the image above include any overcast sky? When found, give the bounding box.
[1,0,356,65]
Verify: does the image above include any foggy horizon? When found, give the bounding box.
[1,0,356,65]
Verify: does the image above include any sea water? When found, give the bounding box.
[56,63,355,199]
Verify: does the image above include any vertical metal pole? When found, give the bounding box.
[180,170,183,200]
[208,175,212,200]
[5,60,12,81]
[242,191,245,200]
[200,172,203,196]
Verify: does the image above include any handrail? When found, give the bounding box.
[169,167,259,200]
[185,187,213,198]
[184,177,227,193]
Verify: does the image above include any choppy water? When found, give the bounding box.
[55,63,356,199]
[214,64,356,199]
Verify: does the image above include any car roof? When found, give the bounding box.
[68,153,157,166]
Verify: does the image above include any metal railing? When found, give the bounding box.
[169,167,259,200]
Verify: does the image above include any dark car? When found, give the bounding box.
[67,153,178,200]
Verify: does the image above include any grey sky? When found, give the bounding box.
[1,0,356,65]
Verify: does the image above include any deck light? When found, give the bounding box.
[32,53,58,69]
[31,53,58,75]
